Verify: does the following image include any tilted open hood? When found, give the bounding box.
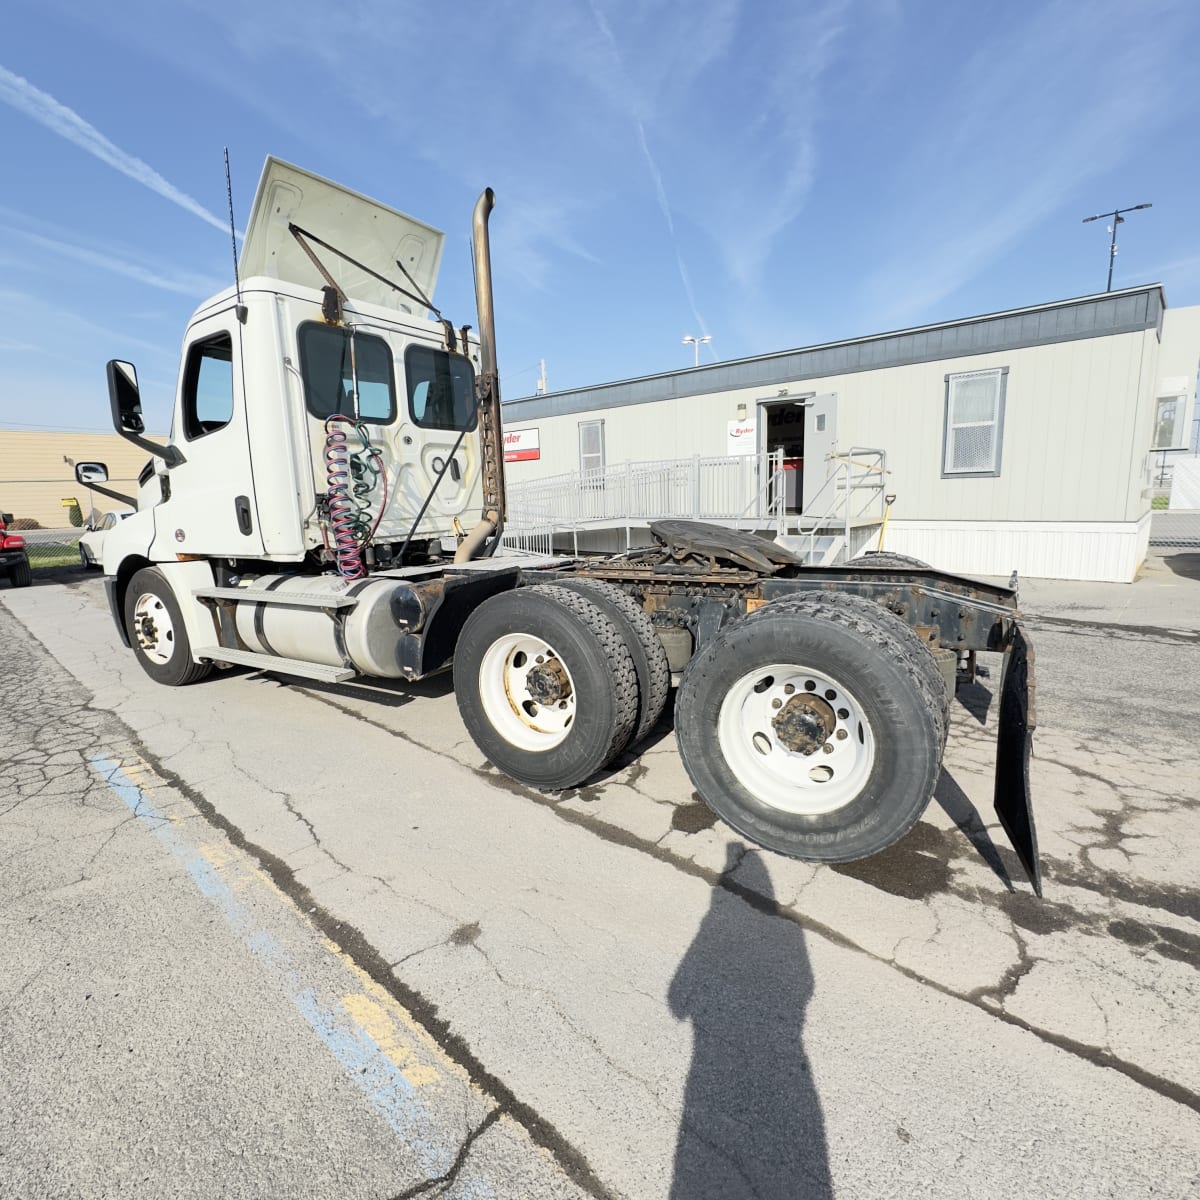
[239,157,444,314]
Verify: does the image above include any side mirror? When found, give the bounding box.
[104,358,184,467]
[76,462,109,485]
[107,360,145,434]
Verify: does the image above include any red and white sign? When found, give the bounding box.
[503,427,541,462]
[727,419,757,456]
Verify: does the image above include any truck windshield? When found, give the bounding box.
[405,345,477,432]
[298,322,396,423]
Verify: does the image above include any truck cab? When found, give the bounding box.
[96,158,485,582]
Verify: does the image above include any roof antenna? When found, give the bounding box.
[224,147,247,324]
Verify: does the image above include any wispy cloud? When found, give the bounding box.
[857,0,1187,326]
[1,219,225,296]
[0,287,178,361]
[494,190,600,292]
[0,64,230,235]
[1141,252,1200,297]
[705,1,853,294]
[585,0,715,347]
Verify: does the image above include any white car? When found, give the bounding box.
[79,509,134,570]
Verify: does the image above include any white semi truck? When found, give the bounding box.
[77,159,1040,891]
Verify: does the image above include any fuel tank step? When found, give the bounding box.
[193,586,358,609]
[193,646,356,683]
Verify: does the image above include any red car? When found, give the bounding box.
[0,515,32,588]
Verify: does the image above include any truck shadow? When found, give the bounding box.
[832,772,1014,898]
[251,670,456,708]
[669,844,832,1199]
[955,680,992,724]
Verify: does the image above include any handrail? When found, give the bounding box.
[784,447,888,564]
[503,445,888,561]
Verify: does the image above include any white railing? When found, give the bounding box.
[783,447,888,563]
[504,451,784,552]
[501,447,887,561]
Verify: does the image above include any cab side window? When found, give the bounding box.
[182,333,235,440]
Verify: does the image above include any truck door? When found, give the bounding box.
[151,312,265,560]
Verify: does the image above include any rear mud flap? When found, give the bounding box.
[994,624,1041,895]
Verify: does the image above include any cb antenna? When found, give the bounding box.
[224,147,247,323]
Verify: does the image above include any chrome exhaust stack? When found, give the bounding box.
[455,188,506,562]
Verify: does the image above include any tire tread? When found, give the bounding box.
[551,577,670,747]
[526,584,639,766]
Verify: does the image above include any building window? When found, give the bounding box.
[942,367,1008,477]
[182,333,234,441]
[298,322,396,423]
[1152,394,1187,450]
[579,419,605,480]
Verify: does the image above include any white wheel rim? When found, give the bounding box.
[478,633,577,752]
[133,592,175,665]
[717,663,876,816]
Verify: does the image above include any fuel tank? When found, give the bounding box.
[233,574,426,678]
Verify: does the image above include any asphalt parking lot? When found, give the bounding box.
[2,553,1198,1198]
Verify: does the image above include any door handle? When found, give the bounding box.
[235,495,253,535]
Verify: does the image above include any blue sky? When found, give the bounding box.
[1,0,1197,436]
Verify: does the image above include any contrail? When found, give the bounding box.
[0,64,229,234]
[6,226,220,295]
[586,4,712,350]
[632,119,710,345]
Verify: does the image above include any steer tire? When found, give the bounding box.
[552,577,670,748]
[10,559,32,588]
[675,592,943,863]
[454,584,639,791]
[124,567,212,687]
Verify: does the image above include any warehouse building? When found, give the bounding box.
[0,430,162,528]
[500,285,1200,582]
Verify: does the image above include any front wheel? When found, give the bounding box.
[124,568,211,686]
[10,559,32,588]
[675,593,943,862]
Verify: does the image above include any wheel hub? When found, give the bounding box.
[716,663,876,816]
[772,694,836,755]
[132,592,175,665]
[525,659,572,706]
[136,615,158,649]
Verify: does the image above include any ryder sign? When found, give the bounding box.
[504,428,540,463]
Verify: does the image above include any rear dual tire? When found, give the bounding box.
[675,592,945,862]
[454,584,640,790]
[550,577,670,748]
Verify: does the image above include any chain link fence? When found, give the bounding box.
[14,527,89,574]
[1150,510,1200,548]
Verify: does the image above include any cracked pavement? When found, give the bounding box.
[2,552,1199,1198]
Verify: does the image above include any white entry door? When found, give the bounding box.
[802,393,838,512]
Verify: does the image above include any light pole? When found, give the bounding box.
[1082,203,1152,292]
[682,334,711,367]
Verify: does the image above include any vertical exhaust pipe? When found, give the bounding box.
[455,188,507,562]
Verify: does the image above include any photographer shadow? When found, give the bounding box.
[669,846,832,1199]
